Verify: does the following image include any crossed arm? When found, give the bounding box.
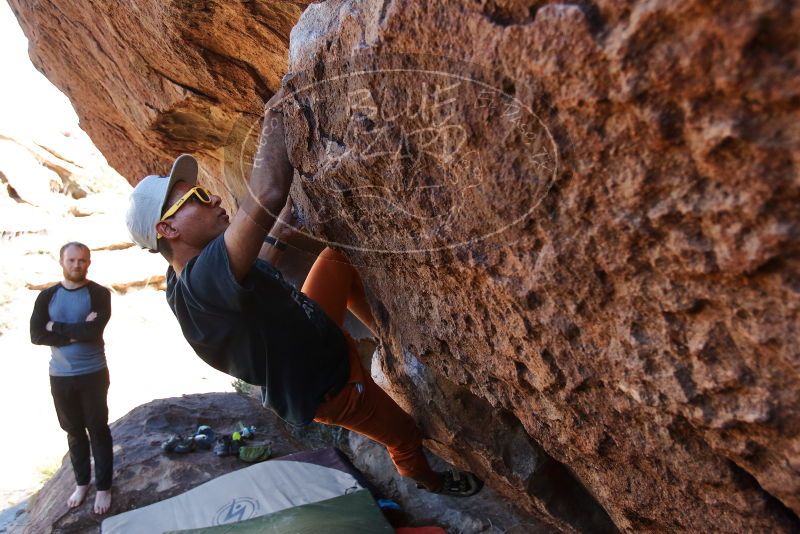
[31,291,70,346]
[49,290,111,342]
[30,287,111,346]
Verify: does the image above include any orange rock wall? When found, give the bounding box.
[8,0,308,210]
[10,1,799,532]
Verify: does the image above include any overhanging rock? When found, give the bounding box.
[10,1,800,531]
[282,1,800,531]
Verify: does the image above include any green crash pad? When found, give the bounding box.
[166,490,394,534]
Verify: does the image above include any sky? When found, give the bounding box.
[0,1,81,138]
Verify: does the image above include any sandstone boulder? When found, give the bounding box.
[7,0,308,209]
[9,1,800,532]
[281,2,800,531]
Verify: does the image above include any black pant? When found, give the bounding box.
[50,368,113,490]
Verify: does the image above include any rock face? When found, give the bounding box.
[11,0,800,532]
[284,2,800,532]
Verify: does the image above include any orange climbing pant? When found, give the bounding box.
[303,248,442,491]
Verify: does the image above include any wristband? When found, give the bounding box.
[264,235,287,251]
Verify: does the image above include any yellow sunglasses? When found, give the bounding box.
[157,186,213,238]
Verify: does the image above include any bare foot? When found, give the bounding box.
[94,489,112,514]
[67,485,88,508]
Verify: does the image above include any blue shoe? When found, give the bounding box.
[213,436,233,457]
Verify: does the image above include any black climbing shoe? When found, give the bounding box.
[214,435,235,457]
[194,425,215,449]
[173,436,197,453]
[196,425,215,440]
[432,470,484,497]
[230,434,243,456]
[194,433,213,450]
[161,434,182,453]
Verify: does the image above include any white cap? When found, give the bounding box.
[125,154,198,252]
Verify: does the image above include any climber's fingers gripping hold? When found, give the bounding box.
[251,89,293,207]
[273,197,302,242]
[265,85,287,114]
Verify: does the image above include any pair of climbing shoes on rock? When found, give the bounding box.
[161,434,195,454]
[213,431,271,463]
[161,425,216,454]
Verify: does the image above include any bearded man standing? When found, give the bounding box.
[30,242,113,514]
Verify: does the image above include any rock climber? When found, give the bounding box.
[124,87,482,497]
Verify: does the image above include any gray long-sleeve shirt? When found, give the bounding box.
[30,281,111,376]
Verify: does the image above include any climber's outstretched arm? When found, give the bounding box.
[225,89,293,282]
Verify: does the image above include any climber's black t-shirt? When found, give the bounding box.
[165,234,349,427]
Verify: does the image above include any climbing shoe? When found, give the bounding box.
[194,433,213,450]
[213,436,233,457]
[432,470,484,497]
[230,434,243,455]
[194,425,215,449]
[161,434,182,453]
[173,436,197,453]
[196,425,215,439]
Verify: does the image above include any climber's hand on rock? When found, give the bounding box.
[272,197,301,242]
[265,86,287,113]
[250,89,293,207]
[224,85,295,284]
